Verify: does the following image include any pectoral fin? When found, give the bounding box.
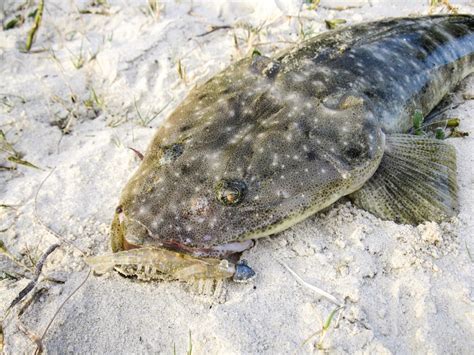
[349,134,457,224]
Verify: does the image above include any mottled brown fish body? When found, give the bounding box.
[111,15,472,258]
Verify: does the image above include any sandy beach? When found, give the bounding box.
[1,0,473,353]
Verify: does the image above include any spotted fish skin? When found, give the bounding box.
[278,15,473,134]
[112,15,473,255]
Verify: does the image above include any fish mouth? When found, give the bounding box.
[115,210,255,258]
[123,237,255,259]
[105,212,256,282]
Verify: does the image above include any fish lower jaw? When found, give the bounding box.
[159,239,255,258]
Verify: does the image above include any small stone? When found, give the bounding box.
[278,238,288,247]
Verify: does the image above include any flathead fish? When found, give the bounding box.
[87,15,473,281]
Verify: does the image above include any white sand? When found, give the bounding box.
[1,0,473,353]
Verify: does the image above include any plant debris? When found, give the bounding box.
[24,0,45,52]
[196,25,232,38]
[8,244,60,310]
[412,110,424,135]
[0,130,42,170]
[325,19,347,29]
[3,14,25,30]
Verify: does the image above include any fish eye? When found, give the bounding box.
[215,179,247,206]
[159,143,184,165]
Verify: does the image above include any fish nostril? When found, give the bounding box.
[115,205,126,224]
[190,197,210,216]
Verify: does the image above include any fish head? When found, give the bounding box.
[111,58,385,257]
